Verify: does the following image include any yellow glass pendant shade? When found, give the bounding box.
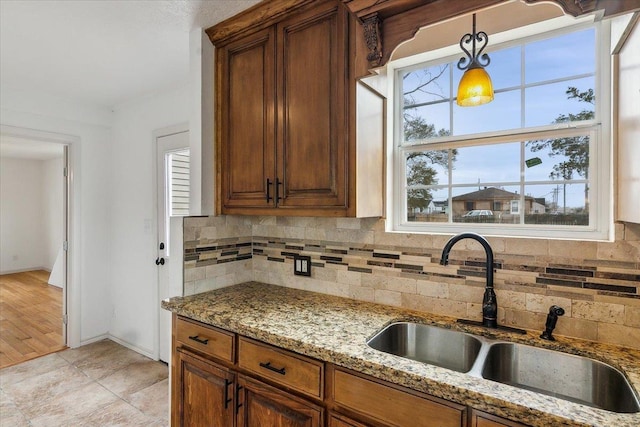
[456,65,494,107]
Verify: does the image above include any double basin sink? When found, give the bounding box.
[367,322,640,414]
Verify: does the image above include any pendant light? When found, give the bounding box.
[456,13,494,107]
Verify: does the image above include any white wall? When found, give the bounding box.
[1,87,113,347]
[0,157,45,272]
[42,156,65,270]
[109,85,189,357]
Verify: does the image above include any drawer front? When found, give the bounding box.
[238,337,323,399]
[332,369,465,427]
[175,317,235,363]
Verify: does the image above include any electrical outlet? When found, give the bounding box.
[294,255,311,277]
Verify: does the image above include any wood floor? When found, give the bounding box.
[0,270,66,368]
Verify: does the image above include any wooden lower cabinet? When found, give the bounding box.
[469,409,527,427]
[174,348,235,427]
[329,413,369,427]
[238,375,323,427]
[330,367,465,427]
[172,315,528,427]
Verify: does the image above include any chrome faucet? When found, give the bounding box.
[440,232,498,328]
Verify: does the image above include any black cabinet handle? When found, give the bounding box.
[224,378,232,409]
[259,361,286,375]
[235,384,243,414]
[266,178,273,203]
[275,178,283,202]
[188,335,209,345]
[155,257,165,265]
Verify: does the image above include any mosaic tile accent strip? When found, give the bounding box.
[184,237,253,268]
[252,236,639,297]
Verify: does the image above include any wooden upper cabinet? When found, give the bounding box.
[218,27,276,210]
[277,3,346,210]
[211,0,382,217]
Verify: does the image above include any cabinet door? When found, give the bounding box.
[277,1,348,210]
[237,375,323,427]
[329,413,369,427]
[174,348,235,427]
[469,409,526,427]
[218,27,276,211]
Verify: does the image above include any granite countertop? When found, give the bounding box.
[161,281,640,427]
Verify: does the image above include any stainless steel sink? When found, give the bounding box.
[366,322,482,373]
[481,342,640,413]
[367,322,640,413]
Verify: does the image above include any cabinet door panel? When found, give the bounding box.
[176,349,234,427]
[219,27,276,210]
[237,375,323,427]
[278,2,347,209]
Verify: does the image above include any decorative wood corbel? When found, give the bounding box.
[525,0,598,17]
[362,13,383,67]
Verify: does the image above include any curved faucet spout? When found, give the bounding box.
[440,232,497,328]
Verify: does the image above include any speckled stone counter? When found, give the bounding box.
[161,282,640,427]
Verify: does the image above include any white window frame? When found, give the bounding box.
[387,16,612,241]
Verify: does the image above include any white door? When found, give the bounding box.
[157,130,189,363]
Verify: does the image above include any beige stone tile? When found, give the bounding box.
[97,360,168,400]
[495,290,526,310]
[349,285,375,302]
[183,281,195,296]
[62,340,149,381]
[374,231,431,249]
[400,293,466,319]
[503,308,546,331]
[20,379,118,422]
[525,294,572,316]
[597,240,640,263]
[336,270,361,286]
[554,317,598,342]
[415,280,449,299]
[326,229,374,245]
[75,399,167,427]
[571,300,625,324]
[374,289,402,307]
[325,282,350,298]
[304,227,327,241]
[594,293,640,307]
[127,378,169,422]
[623,222,640,241]
[466,303,484,322]
[336,218,361,230]
[548,240,597,260]
[2,364,93,417]
[361,274,417,294]
[625,306,640,328]
[185,266,206,281]
[449,284,485,304]
[504,238,548,256]
[0,389,30,427]
[0,353,68,386]
[597,323,640,350]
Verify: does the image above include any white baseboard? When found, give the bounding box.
[107,335,157,361]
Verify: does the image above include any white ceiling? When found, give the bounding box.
[0,0,259,109]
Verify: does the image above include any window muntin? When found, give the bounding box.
[400,27,596,143]
[393,22,608,239]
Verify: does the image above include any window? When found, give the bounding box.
[392,18,611,240]
[167,149,190,217]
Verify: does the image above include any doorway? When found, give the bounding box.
[0,131,70,368]
[155,127,189,363]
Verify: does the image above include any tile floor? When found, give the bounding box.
[0,339,169,426]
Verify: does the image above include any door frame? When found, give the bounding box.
[152,122,189,361]
[0,124,77,348]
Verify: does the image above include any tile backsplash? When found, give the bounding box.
[184,215,640,349]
